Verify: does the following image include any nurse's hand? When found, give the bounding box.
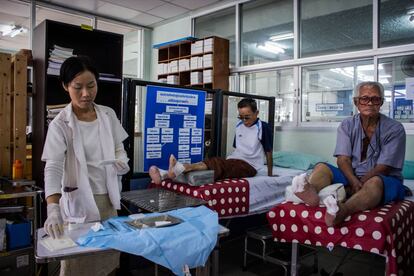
[113,160,129,175]
[44,203,64,239]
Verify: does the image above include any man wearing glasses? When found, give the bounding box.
[292,81,406,227]
[149,98,273,184]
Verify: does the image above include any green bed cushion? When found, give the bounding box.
[273,151,328,171]
[403,160,414,179]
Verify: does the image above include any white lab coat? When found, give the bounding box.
[42,103,128,222]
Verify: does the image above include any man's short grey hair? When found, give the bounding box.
[354,81,385,98]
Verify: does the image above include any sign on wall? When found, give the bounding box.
[144,85,206,171]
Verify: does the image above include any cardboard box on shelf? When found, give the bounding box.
[179,59,190,71]
[190,71,203,85]
[167,75,179,85]
[168,60,178,73]
[203,54,212,68]
[204,38,214,52]
[191,40,204,55]
[190,57,203,70]
[203,69,212,83]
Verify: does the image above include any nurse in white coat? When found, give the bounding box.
[42,56,129,276]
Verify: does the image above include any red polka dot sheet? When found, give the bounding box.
[153,178,250,217]
[266,200,414,276]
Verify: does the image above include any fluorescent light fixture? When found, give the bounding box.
[257,42,285,54]
[1,25,27,37]
[269,32,294,41]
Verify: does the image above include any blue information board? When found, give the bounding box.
[144,85,206,171]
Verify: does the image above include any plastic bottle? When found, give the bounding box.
[12,159,23,179]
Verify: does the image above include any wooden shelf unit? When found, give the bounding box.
[157,36,229,90]
[32,19,123,188]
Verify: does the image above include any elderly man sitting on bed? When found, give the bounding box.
[293,81,406,227]
[149,98,274,183]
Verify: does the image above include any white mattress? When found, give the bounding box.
[246,166,306,215]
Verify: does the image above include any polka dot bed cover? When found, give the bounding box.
[156,178,251,217]
[266,200,414,276]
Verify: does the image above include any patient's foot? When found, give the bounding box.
[324,196,348,226]
[167,154,177,178]
[149,166,162,184]
[292,174,319,207]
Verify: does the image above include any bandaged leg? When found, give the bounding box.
[167,154,185,179]
[324,195,348,226]
[149,166,168,184]
[292,173,319,207]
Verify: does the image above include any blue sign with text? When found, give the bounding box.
[144,85,206,171]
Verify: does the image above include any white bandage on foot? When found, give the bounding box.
[158,168,169,180]
[291,173,307,193]
[172,161,185,177]
[323,195,339,215]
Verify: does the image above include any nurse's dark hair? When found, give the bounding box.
[238,98,257,112]
[60,56,99,86]
[354,81,385,98]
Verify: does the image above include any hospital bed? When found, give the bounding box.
[152,166,306,218]
[266,198,414,276]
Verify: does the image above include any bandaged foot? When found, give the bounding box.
[292,173,319,207]
[149,166,168,184]
[324,195,347,227]
[324,195,339,216]
[167,154,185,179]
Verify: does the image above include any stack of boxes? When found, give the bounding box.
[167,75,179,85]
[191,40,204,55]
[179,59,190,71]
[156,36,228,89]
[191,71,203,85]
[157,63,168,75]
[169,60,178,73]
[190,56,203,70]
[204,37,213,52]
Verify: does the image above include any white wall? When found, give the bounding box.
[150,17,192,81]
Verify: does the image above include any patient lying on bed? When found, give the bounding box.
[291,81,406,227]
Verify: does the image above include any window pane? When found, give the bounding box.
[194,7,236,67]
[379,54,414,123]
[240,69,294,127]
[241,0,293,66]
[379,0,414,47]
[300,0,372,58]
[301,60,374,122]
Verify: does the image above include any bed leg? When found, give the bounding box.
[291,242,298,276]
[243,235,248,270]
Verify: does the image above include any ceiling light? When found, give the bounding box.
[269,33,294,42]
[1,25,27,37]
[257,42,285,54]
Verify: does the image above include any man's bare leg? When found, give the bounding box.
[325,176,383,226]
[294,163,333,206]
[167,154,208,178]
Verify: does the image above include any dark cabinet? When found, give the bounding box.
[32,19,123,188]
